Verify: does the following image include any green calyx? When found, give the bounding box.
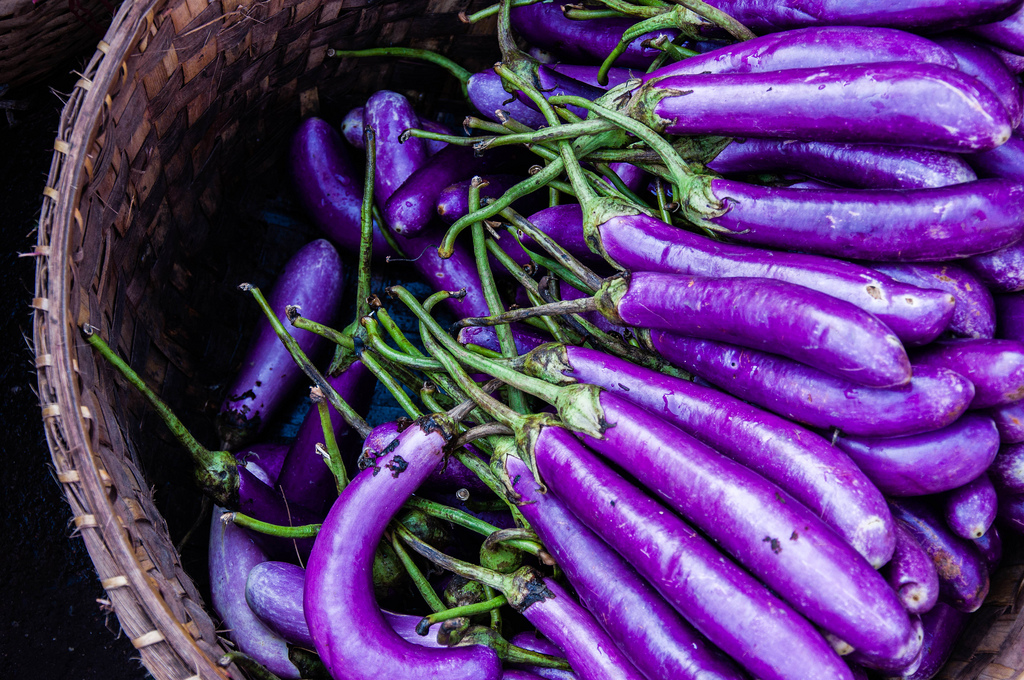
[196,452,239,508]
[518,343,576,387]
[593,275,630,327]
[581,194,648,268]
[552,382,612,442]
[504,566,555,611]
[513,414,563,494]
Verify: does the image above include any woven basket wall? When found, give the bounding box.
[0,0,115,88]
[28,0,1024,677]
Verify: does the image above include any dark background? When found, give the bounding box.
[0,69,151,678]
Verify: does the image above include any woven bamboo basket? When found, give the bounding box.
[29,0,1024,676]
[0,0,115,88]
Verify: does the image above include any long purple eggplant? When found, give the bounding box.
[646,25,958,81]
[519,205,606,268]
[945,473,998,539]
[209,506,300,679]
[989,441,1024,493]
[695,178,1024,262]
[632,63,1012,151]
[934,35,1024,128]
[883,522,940,616]
[707,139,977,190]
[502,452,748,680]
[304,414,503,680]
[217,239,344,449]
[586,271,912,387]
[467,71,547,128]
[365,90,429,205]
[529,422,858,680]
[457,324,549,355]
[995,292,1024,340]
[969,0,1024,54]
[912,338,1024,408]
[521,343,895,567]
[563,388,920,670]
[987,400,1024,442]
[967,128,1024,180]
[589,211,955,346]
[437,175,546,227]
[966,239,1024,292]
[871,262,995,339]
[343,107,449,154]
[246,561,448,650]
[889,498,990,612]
[887,602,969,680]
[832,414,1000,496]
[509,633,578,680]
[649,333,975,437]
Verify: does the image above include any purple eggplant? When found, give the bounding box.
[304,414,503,680]
[987,400,1024,441]
[519,204,606,268]
[649,333,975,437]
[994,291,1024,340]
[343,106,450,154]
[966,239,1024,292]
[235,442,289,486]
[510,3,679,69]
[509,633,578,680]
[209,506,299,679]
[502,452,748,680]
[529,423,857,680]
[990,441,1024,493]
[883,522,940,615]
[591,211,956,346]
[467,71,547,128]
[871,262,995,339]
[945,473,998,539]
[517,65,607,120]
[699,178,1024,262]
[217,239,344,449]
[504,671,553,680]
[635,63,1012,152]
[998,490,1024,534]
[566,389,920,670]
[708,138,977,189]
[522,343,895,567]
[246,561,447,650]
[437,175,545,228]
[974,524,1003,569]
[886,602,969,680]
[969,0,1024,54]
[889,498,990,613]
[365,90,429,205]
[912,337,1024,408]
[967,127,1024,179]
[832,414,1000,497]
[934,35,1024,128]
[548,64,633,89]
[990,43,1024,73]
[589,271,912,387]
[276,361,374,517]
[646,25,958,81]
[456,325,549,355]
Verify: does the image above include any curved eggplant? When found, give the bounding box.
[365,90,429,205]
[945,473,998,539]
[966,239,1024,292]
[912,337,1024,408]
[934,35,1024,128]
[467,71,547,128]
[871,262,995,339]
[884,602,968,680]
[883,522,940,615]
[969,0,1024,54]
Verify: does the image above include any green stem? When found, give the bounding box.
[389,528,447,613]
[243,285,372,438]
[499,206,604,293]
[358,348,423,419]
[593,0,663,17]
[485,584,503,632]
[476,119,615,151]
[81,325,238,506]
[485,238,572,344]
[460,0,540,24]
[363,318,444,371]
[223,512,321,538]
[315,394,349,492]
[655,177,673,224]
[405,496,502,536]
[395,524,511,592]
[328,47,472,99]
[564,7,626,19]
[286,307,355,350]
[417,595,507,635]
[464,116,515,136]
[402,128,482,147]
[374,204,408,260]
[642,34,699,61]
[457,297,598,329]
[357,128,376,325]
[663,0,756,40]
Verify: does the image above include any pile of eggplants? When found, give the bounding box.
[83,1,1024,679]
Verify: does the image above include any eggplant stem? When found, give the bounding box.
[389,528,447,613]
[417,595,508,635]
[327,47,472,98]
[287,308,356,350]
[395,523,511,592]
[456,297,598,329]
[312,390,349,492]
[222,511,322,538]
[356,127,376,325]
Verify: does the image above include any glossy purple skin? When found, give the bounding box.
[646,26,958,81]
[558,283,627,337]
[510,3,679,69]
[533,344,894,566]
[397,230,494,319]
[966,239,1024,292]
[974,525,1003,569]
[889,498,990,612]
[532,424,857,680]
[650,333,975,437]
[644,63,1012,152]
[384,145,518,236]
[365,90,429,205]
[708,139,977,189]
[519,204,605,267]
[871,263,995,339]
[576,391,919,670]
[467,71,547,128]
[236,464,319,560]
[703,0,1020,32]
[894,602,969,680]
[209,506,299,679]
[437,175,545,234]
[934,35,1024,128]
[945,473,998,539]
[304,418,503,680]
[235,442,289,486]
[218,239,344,447]
[606,162,647,193]
[517,577,646,680]
[614,271,911,387]
[245,561,447,650]
[276,361,374,517]
[548,64,632,89]
[597,211,955,346]
[912,338,1024,408]
[708,178,1024,262]
[967,128,1024,180]
[291,117,398,257]
[987,400,1024,441]
[990,43,1024,73]
[833,414,999,497]
[995,291,1024,340]
[998,491,1024,534]
[969,1,1024,54]
[990,441,1024,493]
[505,454,747,680]
[456,325,549,355]
[884,522,940,615]
[344,107,448,154]
[509,633,578,680]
